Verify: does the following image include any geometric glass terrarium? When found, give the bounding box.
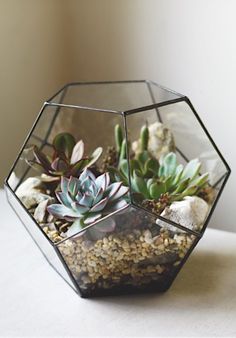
[5,80,231,297]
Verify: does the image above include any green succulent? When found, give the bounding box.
[109,124,209,203]
[30,132,102,181]
[112,124,159,178]
[109,123,160,187]
[114,152,208,201]
[47,169,129,237]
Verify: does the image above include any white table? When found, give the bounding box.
[0,189,236,337]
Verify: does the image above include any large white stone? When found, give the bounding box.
[132,122,175,159]
[16,177,52,209]
[156,196,209,232]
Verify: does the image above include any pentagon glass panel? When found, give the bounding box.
[48,81,182,111]
[5,80,230,298]
[125,102,230,235]
[58,205,198,297]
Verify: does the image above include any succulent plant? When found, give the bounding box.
[108,124,209,207]
[125,152,209,203]
[109,124,159,181]
[30,132,102,181]
[47,169,129,237]
[109,124,159,187]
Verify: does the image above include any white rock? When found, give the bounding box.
[34,199,54,223]
[16,177,42,192]
[16,177,52,209]
[156,196,209,232]
[132,122,175,159]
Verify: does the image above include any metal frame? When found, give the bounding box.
[4,80,231,298]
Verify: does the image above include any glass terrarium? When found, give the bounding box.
[5,80,230,298]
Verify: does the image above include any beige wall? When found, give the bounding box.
[0,0,235,231]
[0,0,71,183]
[68,0,236,232]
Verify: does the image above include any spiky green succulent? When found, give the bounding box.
[109,124,209,203]
[47,169,129,237]
[30,132,102,181]
[109,123,161,185]
[110,124,159,179]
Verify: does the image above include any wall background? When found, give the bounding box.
[0,0,235,232]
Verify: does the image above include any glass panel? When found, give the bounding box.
[57,206,196,297]
[46,106,124,162]
[32,104,62,142]
[7,137,42,191]
[48,82,181,112]
[125,105,227,235]
[8,103,125,193]
[5,186,77,291]
[149,81,183,104]
[8,105,127,247]
[158,101,228,185]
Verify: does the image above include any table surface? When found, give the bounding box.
[0,189,236,337]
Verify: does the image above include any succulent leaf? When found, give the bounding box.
[56,192,71,208]
[61,177,69,194]
[149,181,166,200]
[70,140,84,164]
[47,169,129,237]
[68,176,80,196]
[159,152,177,177]
[119,159,129,177]
[67,219,84,237]
[137,151,149,169]
[106,182,122,199]
[79,192,94,207]
[33,146,51,172]
[115,124,123,154]
[172,178,190,194]
[47,204,79,219]
[164,176,175,191]
[90,197,108,212]
[140,124,149,152]
[95,172,109,191]
[69,159,88,177]
[71,201,90,213]
[181,158,201,181]
[109,124,210,209]
[172,164,184,185]
[132,170,149,198]
[110,184,129,201]
[119,139,127,164]
[53,132,76,159]
[83,213,102,225]
[145,158,159,176]
[147,178,155,190]
[181,185,199,198]
[85,147,103,168]
[94,187,105,205]
[190,172,209,188]
[30,133,102,179]
[158,164,166,177]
